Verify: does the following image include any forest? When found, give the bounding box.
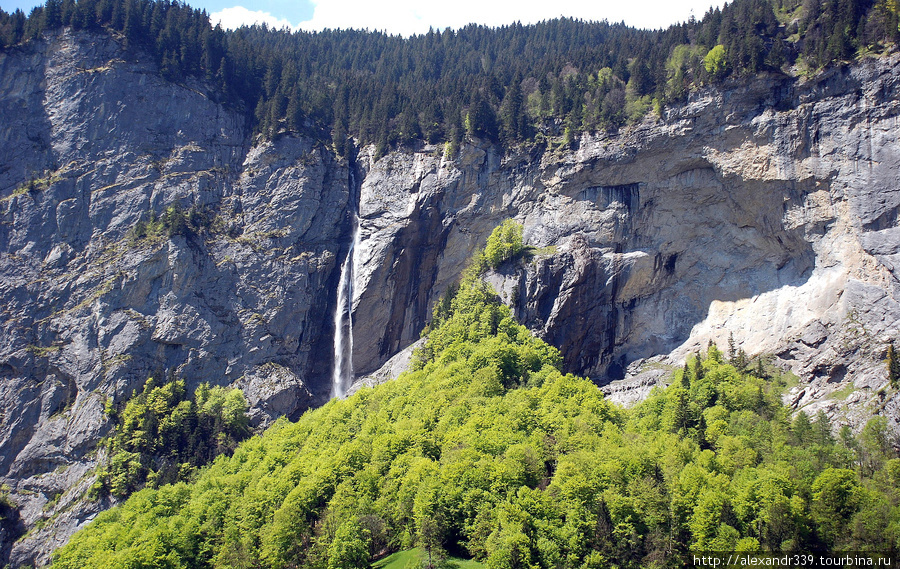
[50,225,900,569]
[1,0,899,154]
[92,378,251,498]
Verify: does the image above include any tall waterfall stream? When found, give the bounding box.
[331,215,359,399]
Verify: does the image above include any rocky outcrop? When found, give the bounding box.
[348,56,900,432]
[347,337,426,397]
[2,28,900,566]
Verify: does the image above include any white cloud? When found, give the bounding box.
[295,0,726,36]
[212,1,726,36]
[211,6,298,31]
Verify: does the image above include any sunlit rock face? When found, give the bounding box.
[2,28,900,566]
[354,55,900,430]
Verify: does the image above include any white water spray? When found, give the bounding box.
[331,215,359,399]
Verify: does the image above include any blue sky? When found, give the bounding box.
[1,0,726,35]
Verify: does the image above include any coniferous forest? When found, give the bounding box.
[2,0,899,155]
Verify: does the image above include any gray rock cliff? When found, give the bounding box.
[0,29,353,565]
[350,57,900,435]
[2,28,900,566]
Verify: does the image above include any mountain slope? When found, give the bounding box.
[2,21,900,566]
[51,258,900,568]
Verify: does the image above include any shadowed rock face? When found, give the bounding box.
[0,30,353,565]
[2,29,900,566]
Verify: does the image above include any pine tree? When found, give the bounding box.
[754,357,766,379]
[43,0,62,29]
[691,351,704,381]
[122,0,142,51]
[446,113,462,159]
[286,87,302,132]
[499,80,523,143]
[465,92,497,141]
[215,57,229,94]
[332,119,348,157]
[887,341,900,389]
[735,348,748,371]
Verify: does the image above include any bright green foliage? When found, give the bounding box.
[55,251,900,568]
[55,273,617,568]
[93,378,250,498]
[328,518,370,569]
[810,468,863,546]
[666,44,707,100]
[704,45,728,79]
[479,220,524,270]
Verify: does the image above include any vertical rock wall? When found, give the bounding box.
[0,30,354,565]
[349,56,900,438]
[3,29,900,566]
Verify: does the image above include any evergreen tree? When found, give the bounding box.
[43,0,62,29]
[465,91,498,141]
[121,0,141,50]
[692,350,705,381]
[754,357,767,380]
[499,79,524,143]
[2,0,890,151]
[887,341,900,389]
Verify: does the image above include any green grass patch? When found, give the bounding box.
[27,344,62,357]
[373,548,421,569]
[639,360,676,374]
[830,382,856,401]
[447,558,484,569]
[373,548,484,569]
[775,369,801,391]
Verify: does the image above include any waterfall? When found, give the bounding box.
[331,215,359,399]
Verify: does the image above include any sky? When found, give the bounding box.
[1,0,728,36]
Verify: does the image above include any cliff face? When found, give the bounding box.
[352,56,900,422]
[1,29,900,566]
[0,29,355,565]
